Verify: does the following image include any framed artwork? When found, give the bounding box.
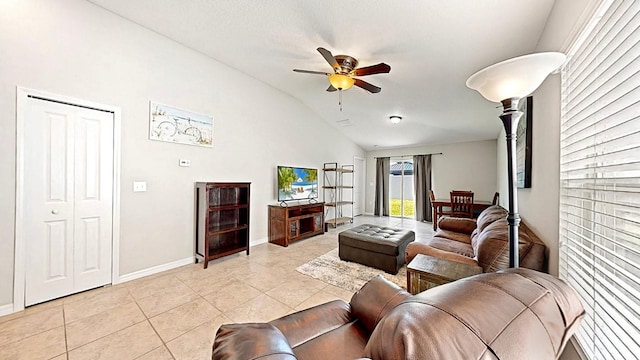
[149,101,213,147]
[516,96,533,188]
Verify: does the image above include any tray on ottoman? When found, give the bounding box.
[339,224,415,274]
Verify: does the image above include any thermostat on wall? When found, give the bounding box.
[179,159,191,167]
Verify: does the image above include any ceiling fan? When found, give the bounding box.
[293,47,390,110]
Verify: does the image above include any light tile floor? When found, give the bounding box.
[0,215,433,360]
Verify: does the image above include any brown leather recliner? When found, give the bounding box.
[212,269,585,360]
[406,205,547,272]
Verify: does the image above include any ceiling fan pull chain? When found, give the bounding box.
[339,89,343,111]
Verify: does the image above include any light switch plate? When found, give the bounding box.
[133,181,147,192]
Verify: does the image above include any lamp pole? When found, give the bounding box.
[466,52,566,269]
[499,98,522,268]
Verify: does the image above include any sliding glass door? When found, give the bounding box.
[389,159,415,218]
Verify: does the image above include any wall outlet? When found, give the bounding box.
[179,159,191,167]
[133,181,147,192]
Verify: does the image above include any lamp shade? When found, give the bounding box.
[466,52,566,103]
[329,74,355,90]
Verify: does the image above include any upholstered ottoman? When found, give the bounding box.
[339,225,415,274]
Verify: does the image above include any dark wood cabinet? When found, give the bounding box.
[195,182,250,268]
[268,203,324,246]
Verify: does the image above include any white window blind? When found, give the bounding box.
[560,0,640,359]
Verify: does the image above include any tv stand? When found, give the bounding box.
[268,202,324,246]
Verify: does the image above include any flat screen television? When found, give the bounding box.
[277,166,318,202]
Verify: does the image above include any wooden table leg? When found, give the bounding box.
[432,205,438,231]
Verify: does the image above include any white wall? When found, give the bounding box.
[365,140,497,215]
[0,0,364,307]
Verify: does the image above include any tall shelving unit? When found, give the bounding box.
[195,182,250,268]
[323,162,354,228]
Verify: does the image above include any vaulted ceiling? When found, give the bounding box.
[89,0,557,150]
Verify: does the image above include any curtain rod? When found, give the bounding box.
[373,152,443,158]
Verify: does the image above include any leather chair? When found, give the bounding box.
[212,269,585,360]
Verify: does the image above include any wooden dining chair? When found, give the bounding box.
[450,190,474,218]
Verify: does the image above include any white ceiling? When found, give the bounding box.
[88,0,557,151]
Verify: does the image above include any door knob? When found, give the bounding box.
[51,210,59,214]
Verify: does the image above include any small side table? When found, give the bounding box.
[407,254,483,295]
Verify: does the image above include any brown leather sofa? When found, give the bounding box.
[212,269,584,360]
[406,205,547,272]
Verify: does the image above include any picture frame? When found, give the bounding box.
[149,101,213,147]
[516,96,533,188]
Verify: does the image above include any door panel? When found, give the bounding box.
[26,103,76,305]
[44,220,69,281]
[74,109,113,291]
[25,98,113,306]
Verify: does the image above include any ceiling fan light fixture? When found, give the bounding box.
[389,115,402,124]
[328,74,355,90]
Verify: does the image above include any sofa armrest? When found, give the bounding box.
[212,323,296,360]
[270,299,352,348]
[437,217,477,235]
[350,275,411,333]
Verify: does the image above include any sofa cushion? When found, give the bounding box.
[426,236,475,258]
[433,229,472,244]
[474,219,547,272]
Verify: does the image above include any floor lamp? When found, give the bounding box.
[466,52,566,267]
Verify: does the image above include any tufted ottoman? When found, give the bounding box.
[339,225,415,274]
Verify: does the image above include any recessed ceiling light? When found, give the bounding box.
[389,115,402,124]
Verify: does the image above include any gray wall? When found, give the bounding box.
[366,139,498,215]
[0,0,364,308]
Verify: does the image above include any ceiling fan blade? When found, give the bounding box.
[326,85,337,92]
[293,69,331,75]
[354,78,381,93]
[351,63,391,76]
[317,47,340,72]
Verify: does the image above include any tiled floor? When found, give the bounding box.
[0,215,434,360]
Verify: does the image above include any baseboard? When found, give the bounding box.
[117,257,194,284]
[250,237,268,247]
[0,303,14,317]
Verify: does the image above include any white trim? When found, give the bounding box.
[13,87,122,312]
[117,257,194,284]
[0,303,14,317]
[560,0,613,55]
[564,0,614,58]
[250,237,269,247]
[353,155,366,216]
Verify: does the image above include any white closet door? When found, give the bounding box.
[24,98,113,306]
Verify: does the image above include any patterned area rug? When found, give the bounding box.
[296,248,407,292]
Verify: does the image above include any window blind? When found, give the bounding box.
[560,0,640,359]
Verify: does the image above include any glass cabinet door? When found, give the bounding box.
[289,220,298,238]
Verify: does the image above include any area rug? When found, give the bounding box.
[296,248,407,292]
